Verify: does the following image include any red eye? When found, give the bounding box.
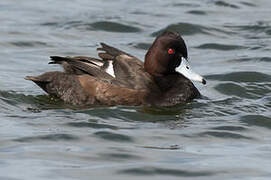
[168,48,175,54]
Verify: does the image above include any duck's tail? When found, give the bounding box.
[25,75,51,94]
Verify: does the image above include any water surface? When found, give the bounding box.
[0,0,271,179]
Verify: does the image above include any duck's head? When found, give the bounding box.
[144,31,206,84]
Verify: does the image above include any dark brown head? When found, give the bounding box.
[144,31,187,76]
[144,31,206,84]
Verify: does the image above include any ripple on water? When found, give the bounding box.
[0,90,74,111]
[228,57,271,63]
[66,121,118,130]
[214,83,256,99]
[98,152,142,161]
[86,21,142,33]
[214,82,271,100]
[183,98,239,118]
[196,43,246,51]
[240,2,257,7]
[240,115,271,129]
[214,1,240,9]
[187,10,207,15]
[206,71,271,83]
[93,131,134,142]
[41,19,143,33]
[263,96,271,108]
[171,2,200,8]
[152,23,208,36]
[225,21,271,37]
[14,134,80,142]
[210,125,247,131]
[43,20,142,33]
[118,167,215,177]
[195,131,253,140]
[9,41,49,48]
[78,106,180,122]
[152,22,230,36]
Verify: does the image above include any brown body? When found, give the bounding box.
[25,32,201,106]
[78,75,148,106]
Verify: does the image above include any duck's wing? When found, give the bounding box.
[49,43,156,90]
[49,56,114,80]
[97,43,155,89]
[49,55,140,89]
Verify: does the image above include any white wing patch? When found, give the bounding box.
[105,60,115,78]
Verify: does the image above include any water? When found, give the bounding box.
[0,0,271,179]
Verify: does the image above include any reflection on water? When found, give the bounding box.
[0,0,271,179]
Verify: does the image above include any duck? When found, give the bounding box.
[25,31,206,106]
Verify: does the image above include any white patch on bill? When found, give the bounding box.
[176,57,205,84]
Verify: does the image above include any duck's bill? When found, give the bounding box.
[176,57,206,85]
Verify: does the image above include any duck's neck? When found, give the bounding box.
[152,73,180,91]
[147,73,200,106]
